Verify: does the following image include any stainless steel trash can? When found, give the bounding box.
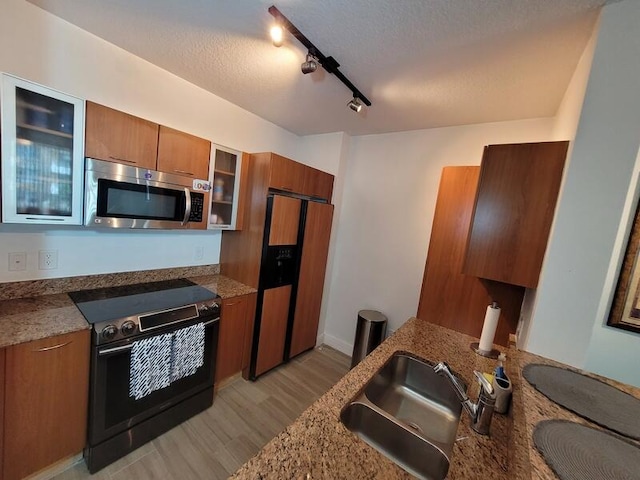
[350,310,388,368]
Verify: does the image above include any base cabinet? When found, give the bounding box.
[215,293,257,384]
[3,330,90,480]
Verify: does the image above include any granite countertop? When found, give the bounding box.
[0,273,255,349]
[232,318,640,480]
[232,318,527,480]
[515,349,640,480]
[0,293,89,349]
[189,274,257,299]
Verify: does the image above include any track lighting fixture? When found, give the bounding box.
[347,96,363,113]
[268,5,371,109]
[301,53,318,74]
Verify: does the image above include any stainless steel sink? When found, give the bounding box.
[340,352,465,480]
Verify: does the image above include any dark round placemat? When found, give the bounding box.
[534,420,640,480]
[523,363,640,440]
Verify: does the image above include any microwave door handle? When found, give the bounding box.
[182,188,192,225]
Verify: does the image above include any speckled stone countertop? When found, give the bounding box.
[516,349,640,480]
[0,293,89,348]
[188,275,256,299]
[232,317,640,480]
[232,318,526,480]
[0,271,255,348]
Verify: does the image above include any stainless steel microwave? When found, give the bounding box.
[84,158,209,229]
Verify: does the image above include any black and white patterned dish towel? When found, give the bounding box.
[129,322,206,400]
[129,332,173,400]
[171,322,205,382]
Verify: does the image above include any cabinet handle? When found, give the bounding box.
[224,302,240,307]
[174,169,195,176]
[281,186,293,191]
[108,156,137,164]
[33,341,72,352]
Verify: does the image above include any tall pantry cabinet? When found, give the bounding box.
[221,153,334,379]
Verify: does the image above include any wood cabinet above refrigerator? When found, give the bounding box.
[463,141,569,288]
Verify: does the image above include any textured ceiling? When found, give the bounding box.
[28,0,612,136]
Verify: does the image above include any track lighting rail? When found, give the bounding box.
[268,5,372,107]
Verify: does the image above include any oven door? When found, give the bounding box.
[88,316,219,446]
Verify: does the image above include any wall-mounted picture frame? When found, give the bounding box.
[608,182,640,333]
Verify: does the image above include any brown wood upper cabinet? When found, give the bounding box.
[157,125,211,179]
[3,330,90,480]
[463,141,569,288]
[303,166,334,201]
[269,153,306,193]
[85,101,158,169]
[85,101,211,179]
[264,153,333,201]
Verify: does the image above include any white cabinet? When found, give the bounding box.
[208,145,243,230]
[1,74,85,224]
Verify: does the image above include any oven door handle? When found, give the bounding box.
[98,344,134,357]
[98,318,219,356]
[202,317,219,327]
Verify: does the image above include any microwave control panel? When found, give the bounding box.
[189,192,205,222]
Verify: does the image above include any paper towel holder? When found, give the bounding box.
[470,301,501,359]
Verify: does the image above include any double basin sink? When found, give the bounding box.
[340,352,465,480]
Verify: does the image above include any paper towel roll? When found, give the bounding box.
[478,303,501,352]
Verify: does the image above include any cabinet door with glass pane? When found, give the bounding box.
[1,74,85,224]
[208,145,243,230]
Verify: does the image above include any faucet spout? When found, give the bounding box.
[433,361,496,435]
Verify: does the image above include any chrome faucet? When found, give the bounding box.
[433,361,496,435]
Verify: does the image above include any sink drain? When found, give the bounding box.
[403,420,424,434]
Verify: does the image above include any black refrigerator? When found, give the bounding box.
[248,193,333,379]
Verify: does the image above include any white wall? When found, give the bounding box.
[0,0,301,282]
[322,118,556,355]
[527,0,640,386]
[516,13,599,349]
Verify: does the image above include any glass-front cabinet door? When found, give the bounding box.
[1,74,85,224]
[208,145,243,230]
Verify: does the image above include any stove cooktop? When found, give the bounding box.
[69,279,219,325]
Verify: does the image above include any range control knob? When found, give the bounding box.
[198,303,208,313]
[101,324,118,340]
[120,321,136,336]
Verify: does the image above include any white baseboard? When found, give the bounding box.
[322,333,353,356]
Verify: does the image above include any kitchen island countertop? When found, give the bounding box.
[231,317,640,480]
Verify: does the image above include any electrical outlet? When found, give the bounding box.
[38,250,58,270]
[8,252,27,271]
[194,245,204,261]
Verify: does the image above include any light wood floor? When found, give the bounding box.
[52,345,350,480]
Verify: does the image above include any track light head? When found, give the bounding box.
[347,96,363,113]
[270,24,283,47]
[301,53,318,74]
